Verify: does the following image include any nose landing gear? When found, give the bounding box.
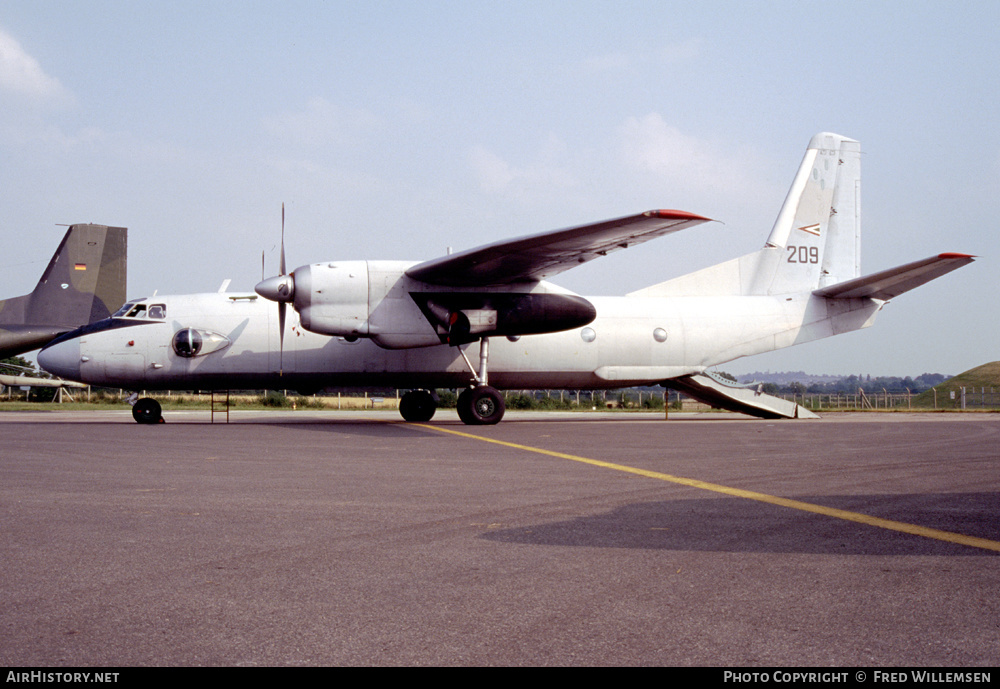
[131,397,163,424]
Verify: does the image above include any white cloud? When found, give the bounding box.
[617,113,778,209]
[619,114,727,185]
[0,27,70,101]
[467,135,578,200]
[467,145,516,193]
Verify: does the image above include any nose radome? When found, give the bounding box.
[38,337,82,381]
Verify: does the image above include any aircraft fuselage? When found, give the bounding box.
[38,285,882,393]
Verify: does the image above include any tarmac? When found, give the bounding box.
[1,409,998,666]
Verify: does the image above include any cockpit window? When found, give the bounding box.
[113,301,164,319]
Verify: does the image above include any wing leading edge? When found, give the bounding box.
[405,209,712,287]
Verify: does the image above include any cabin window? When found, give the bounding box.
[147,304,166,319]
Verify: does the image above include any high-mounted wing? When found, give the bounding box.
[405,209,712,286]
[814,253,975,301]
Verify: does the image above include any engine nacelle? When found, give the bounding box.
[293,261,370,337]
[287,260,598,350]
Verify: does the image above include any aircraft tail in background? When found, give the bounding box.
[0,223,127,358]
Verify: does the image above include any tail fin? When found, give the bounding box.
[759,132,861,294]
[28,223,128,325]
[0,223,127,357]
[629,133,862,298]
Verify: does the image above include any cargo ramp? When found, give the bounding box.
[668,371,819,419]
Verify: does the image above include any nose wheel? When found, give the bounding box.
[131,397,163,424]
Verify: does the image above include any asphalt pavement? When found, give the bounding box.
[1,410,997,666]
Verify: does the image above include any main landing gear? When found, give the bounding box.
[453,335,505,425]
[398,385,506,425]
[456,385,505,425]
[397,336,507,426]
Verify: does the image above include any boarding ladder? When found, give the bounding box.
[211,390,230,423]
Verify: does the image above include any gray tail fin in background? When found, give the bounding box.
[0,223,127,357]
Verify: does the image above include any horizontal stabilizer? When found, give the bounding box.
[667,373,819,419]
[813,253,974,300]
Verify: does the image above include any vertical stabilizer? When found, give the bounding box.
[758,132,861,294]
[0,224,127,357]
[26,224,128,325]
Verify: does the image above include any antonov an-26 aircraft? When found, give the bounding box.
[39,133,973,424]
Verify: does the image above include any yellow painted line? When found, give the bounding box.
[416,424,1000,554]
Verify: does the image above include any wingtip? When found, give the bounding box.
[938,252,976,260]
[644,209,714,222]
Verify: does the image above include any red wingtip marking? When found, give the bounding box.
[646,209,713,221]
[938,252,976,259]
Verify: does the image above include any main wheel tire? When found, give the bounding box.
[399,390,436,422]
[132,398,162,424]
[456,389,473,425]
[458,386,505,425]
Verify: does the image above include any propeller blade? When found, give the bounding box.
[279,202,286,277]
[278,301,286,376]
[253,203,293,377]
[279,203,286,375]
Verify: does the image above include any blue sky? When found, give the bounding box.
[2,1,996,377]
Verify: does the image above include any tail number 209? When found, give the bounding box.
[787,246,819,264]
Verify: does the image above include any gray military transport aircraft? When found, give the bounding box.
[38,134,973,425]
[1,223,127,359]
